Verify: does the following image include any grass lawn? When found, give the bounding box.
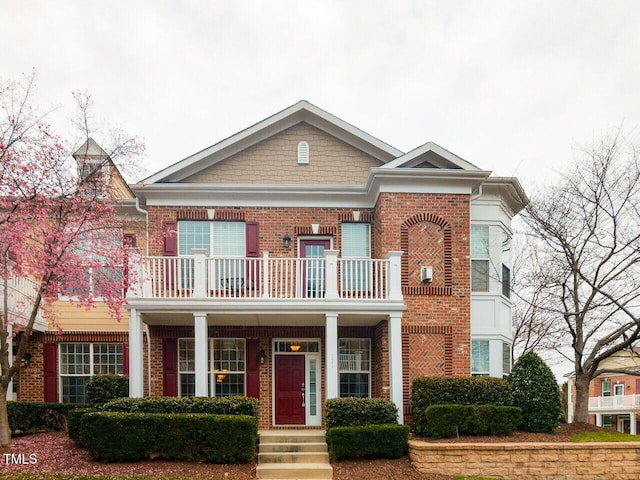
[571,431,640,442]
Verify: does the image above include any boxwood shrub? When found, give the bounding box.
[325,397,398,428]
[7,401,78,434]
[67,408,97,443]
[411,376,511,436]
[327,424,409,460]
[101,395,258,416]
[79,412,257,463]
[85,375,129,405]
[421,404,521,438]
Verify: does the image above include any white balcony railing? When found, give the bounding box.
[588,395,640,411]
[0,272,46,330]
[129,250,403,302]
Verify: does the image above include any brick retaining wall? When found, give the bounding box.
[409,440,640,480]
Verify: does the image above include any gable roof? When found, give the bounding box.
[382,141,481,170]
[143,100,404,184]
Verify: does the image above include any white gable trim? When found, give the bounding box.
[143,101,403,183]
[381,141,480,171]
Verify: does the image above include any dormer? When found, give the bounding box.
[73,138,111,197]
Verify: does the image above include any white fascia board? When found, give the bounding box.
[134,169,491,209]
[381,142,481,170]
[143,101,403,183]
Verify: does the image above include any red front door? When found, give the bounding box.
[275,354,306,425]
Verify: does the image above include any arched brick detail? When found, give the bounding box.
[400,213,452,296]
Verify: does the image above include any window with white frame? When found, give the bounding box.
[178,221,246,289]
[339,338,370,398]
[471,225,490,292]
[341,223,371,291]
[602,379,611,397]
[59,342,123,403]
[177,338,246,397]
[502,342,511,378]
[471,340,490,376]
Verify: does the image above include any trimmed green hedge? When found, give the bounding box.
[7,401,78,433]
[101,396,258,416]
[67,408,97,443]
[411,376,511,436]
[327,424,409,460]
[80,412,257,463]
[86,375,129,405]
[421,404,521,438]
[326,397,398,428]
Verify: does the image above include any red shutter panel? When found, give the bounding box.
[163,221,177,256]
[122,342,129,376]
[43,343,58,402]
[163,338,178,397]
[246,339,260,399]
[246,222,260,291]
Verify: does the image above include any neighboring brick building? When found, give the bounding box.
[11,101,527,428]
[567,350,640,434]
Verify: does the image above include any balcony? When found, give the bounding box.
[588,395,640,412]
[127,250,403,303]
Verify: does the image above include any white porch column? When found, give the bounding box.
[567,380,574,423]
[7,323,14,400]
[631,412,637,435]
[386,251,403,301]
[595,413,602,427]
[325,313,339,399]
[192,249,208,298]
[324,250,339,300]
[194,313,209,397]
[128,308,144,397]
[389,312,404,424]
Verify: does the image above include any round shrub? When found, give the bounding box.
[508,351,561,433]
[86,375,129,405]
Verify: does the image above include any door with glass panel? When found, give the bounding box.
[300,239,330,298]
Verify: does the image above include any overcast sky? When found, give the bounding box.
[2,0,640,193]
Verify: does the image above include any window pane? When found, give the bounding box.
[212,222,246,257]
[178,221,210,256]
[339,338,371,372]
[471,340,490,375]
[93,343,123,375]
[180,373,195,397]
[341,223,370,258]
[339,373,370,398]
[213,339,245,373]
[62,376,89,403]
[472,260,489,292]
[178,338,195,372]
[502,264,511,298]
[471,225,489,258]
[214,373,245,396]
[502,342,511,376]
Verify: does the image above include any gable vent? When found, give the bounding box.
[297,141,309,164]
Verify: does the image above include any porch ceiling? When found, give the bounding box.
[139,311,389,327]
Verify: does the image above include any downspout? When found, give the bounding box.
[134,196,149,256]
[470,184,483,201]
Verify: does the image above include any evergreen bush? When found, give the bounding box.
[421,404,521,438]
[508,351,562,433]
[85,375,129,405]
[327,424,409,460]
[7,401,77,433]
[325,397,398,428]
[101,395,258,416]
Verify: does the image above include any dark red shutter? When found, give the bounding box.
[246,339,260,399]
[246,222,260,290]
[43,343,58,402]
[163,221,177,256]
[163,338,178,396]
[122,342,129,376]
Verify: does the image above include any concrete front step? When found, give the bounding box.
[257,430,333,480]
[256,462,333,480]
[260,442,328,453]
[258,451,330,464]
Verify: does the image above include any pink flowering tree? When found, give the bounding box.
[0,73,144,446]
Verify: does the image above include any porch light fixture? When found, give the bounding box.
[290,343,301,352]
[283,234,292,249]
[216,374,227,383]
[258,349,266,365]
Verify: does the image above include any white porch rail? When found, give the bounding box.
[588,394,640,411]
[130,251,403,301]
[0,272,45,328]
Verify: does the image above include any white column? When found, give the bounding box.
[386,251,403,301]
[567,380,574,423]
[262,251,270,298]
[128,308,144,397]
[595,413,602,427]
[324,250,339,300]
[325,313,339,399]
[7,323,14,400]
[631,412,637,435]
[194,313,209,397]
[389,312,404,424]
[192,249,208,298]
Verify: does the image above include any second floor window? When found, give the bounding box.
[471,225,490,292]
[341,223,371,291]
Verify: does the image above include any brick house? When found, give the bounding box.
[567,350,640,434]
[10,101,526,428]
